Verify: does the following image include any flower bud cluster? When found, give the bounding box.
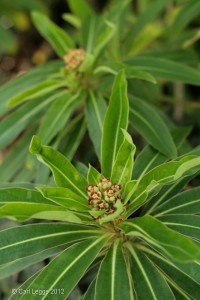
[63,48,85,71]
[87,178,122,218]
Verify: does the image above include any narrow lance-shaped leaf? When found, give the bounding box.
[21,236,109,300]
[29,136,88,199]
[37,187,89,211]
[101,70,129,177]
[0,223,102,266]
[37,91,83,144]
[94,20,116,58]
[172,0,200,33]
[0,244,66,280]
[121,216,200,262]
[0,202,77,222]
[126,56,200,86]
[0,91,66,149]
[153,187,200,217]
[95,63,156,83]
[129,97,177,158]
[95,239,134,300]
[0,188,51,204]
[32,11,74,57]
[7,79,66,107]
[127,245,174,300]
[157,215,200,241]
[111,129,136,187]
[85,91,107,161]
[0,61,63,115]
[144,247,200,300]
[126,155,200,215]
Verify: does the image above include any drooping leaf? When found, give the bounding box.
[95,239,134,300]
[20,236,109,300]
[111,130,136,187]
[128,245,174,299]
[121,216,200,262]
[101,71,128,177]
[32,11,74,57]
[29,136,88,198]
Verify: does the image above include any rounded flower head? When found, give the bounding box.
[63,48,85,71]
[87,178,123,221]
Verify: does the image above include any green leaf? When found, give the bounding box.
[37,187,88,211]
[0,128,35,182]
[37,91,82,144]
[111,130,136,187]
[0,202,82,222]
[153,187,200,217]
[21,236,109,300]
[127,56,200,86]
[0,244,66,279]
[29,136,88,198]
[121,216,200,262]
[157,215,200,241]
[7,79,66,107]
[95,63,156,83]
[129,97,177,158]
[101,71,128,177]
[128,246,174,300]
[85,92,107,160]
[0,61,63,115]
[99,200,124,224]
[0,91,66,149]
[0,223,102,266]
[94,20,116,58]
[145,248,200,299]
[68,0,94,21]
[32,11,74,57]
[58,114,86,161]
[172,0,200,33]
[0,188,51,205]
[125,0,169,44]
[87,165,103,184]
[95,239,134,300]
[126,156,200,214]
[132,146,167,181]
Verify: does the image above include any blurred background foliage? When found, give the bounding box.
[0,0,200,299]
